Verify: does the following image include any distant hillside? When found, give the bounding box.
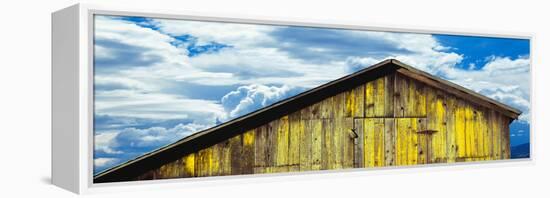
[511,143,530,159]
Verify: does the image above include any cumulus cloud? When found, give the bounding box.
[221,84,305,118]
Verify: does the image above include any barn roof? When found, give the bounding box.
[94,59,521,183]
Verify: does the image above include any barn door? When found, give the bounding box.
[353,118,434,168]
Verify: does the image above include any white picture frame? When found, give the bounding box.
[52,3,534,194]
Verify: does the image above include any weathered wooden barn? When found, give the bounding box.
[94,59,520,183]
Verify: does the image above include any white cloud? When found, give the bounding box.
[94,132,121,154]
[95,90,227,123]
[95,15,189,63]
[113,123,210,149]
[94,158,118,168]
[221,84,304,118]
[155,19,275,46]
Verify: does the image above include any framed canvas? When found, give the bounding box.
[52,3,533,194]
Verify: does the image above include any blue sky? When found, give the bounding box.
[93,15,530,173]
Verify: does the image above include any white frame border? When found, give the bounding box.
[53,3,535,194]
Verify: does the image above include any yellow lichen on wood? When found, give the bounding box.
[492,111,501,159]
[364,118,375,167]
[242,129,255,174]
[384,75,394,117]
[433,94,446,162]
[407,78,416,117]
[297,115,311,171]
[407,118,418,165]
[479,110,489,160]
[345,89,355,117]
[395,118,409,166]
[183,154,195,177]
[374,78,385,116]
[384,118,395,166]
[455,101,466,158]
[365,81,374,117]
[373,119,385,167]
[332,118,343,169]
[354,85,365,117]
[276,116,289,166]
[446,95,457,163]
[465,106,474,158]
[243,130,254,146]
[132,71,517,181]
[342,118,354,168]
[289,114,301,166]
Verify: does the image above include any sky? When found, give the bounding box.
[93,15,531,174]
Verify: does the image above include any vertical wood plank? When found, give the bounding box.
[487,109,496,160]
[311,119,323,170]
[480,108,489,160]
[275,116,289,166]
[455,100,466,158]
[427,90,447,163]
[501,116,511,159]
[341,118,355,168]
[406,77,416,117]
[344,89,355,117]
[320,96,334,119]
[407,118,419,165]
[492,110,502,160]
[394,74,405,117]
[465,105,474,158]
[322,118,334,169]
[374,77,385,117]
[333,118,343,169]
[446,94,457,163]
[229,134,242,175]
[219,140,231,175]
[384,74,395,117]
[415,82,427,117]
[364,118,375,167]
[426,88,436,162]
[395,118,409,166]
[254,124,268,168]
[298,116,312,171]
[365,81,375,117]
[384,118,395,166]
[374,118,385,167]
[210,143,221,176]
[354,118,364,168]
[242,129,255,174]
[352,84,365,117]
[289,112,302,167]
[183,153,195,177]
[417,119,428,164]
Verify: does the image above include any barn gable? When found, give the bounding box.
[94,59,521,183]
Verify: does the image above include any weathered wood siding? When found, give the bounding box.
[134,73,512,180]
